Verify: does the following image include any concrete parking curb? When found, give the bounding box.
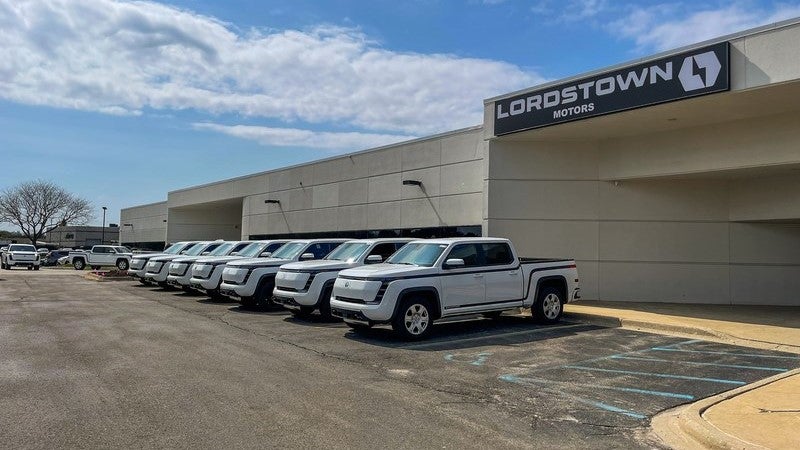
[565,311,723,340]
[652,368,800,449]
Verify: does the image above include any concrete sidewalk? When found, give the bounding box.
[564,301,800,449]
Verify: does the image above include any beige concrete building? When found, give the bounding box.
[122,20,800,305]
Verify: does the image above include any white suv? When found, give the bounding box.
[219,239,348,309]
[273,238,411,319]
[189,240,288,298]
[1,244,41,270]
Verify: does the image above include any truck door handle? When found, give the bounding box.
[473,274,484,278]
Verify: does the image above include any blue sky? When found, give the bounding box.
[1,0,798,228]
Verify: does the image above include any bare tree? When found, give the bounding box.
[0,180,94,246]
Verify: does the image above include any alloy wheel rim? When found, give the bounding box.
[404,304,429,335]
[543,294,561,319]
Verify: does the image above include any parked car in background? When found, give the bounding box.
[128,241,198,285]
[189,240,288,298]
[166,240,253,291]
[144,241,223,288]
[70,245,133,271]
[273,238,412,319]
[1,244,41,270]
[330,238,580,340]
[43,249,72,266]
[219,239,348,309]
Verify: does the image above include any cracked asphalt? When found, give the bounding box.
[3,270,794,448]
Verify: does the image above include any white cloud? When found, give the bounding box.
[613,3,800,52]
[193,123,416,151]
[0,0,544,136]
[560,0,610,21]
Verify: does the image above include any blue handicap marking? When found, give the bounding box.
[444,351,492,366]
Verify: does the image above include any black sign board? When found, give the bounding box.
[493,42,730,135]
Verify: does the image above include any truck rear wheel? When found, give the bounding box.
[532,286,564,324]
[392,297,434,340]
[73,259,85,270]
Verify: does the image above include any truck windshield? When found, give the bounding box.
[9,244,35,252]
[114,246,131,253]
[324,242,369,263]
[269,242,306,260]
[237,242,266,258]
[184,243,208,256]
[386,243,447,267]
[209,243,235,256]
[163,243,183,254]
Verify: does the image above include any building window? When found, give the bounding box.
[64,233,74,239]
[248,225,481,241]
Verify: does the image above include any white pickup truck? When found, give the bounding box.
[330,237,580,340]
[128,241,198,284]
[71,245,133,271]
[273,238,412,319]
[1,244,41,270]
[219,239,348,309]
[188,240,288,298]
[166,240,253,291]
[144,241,223,288]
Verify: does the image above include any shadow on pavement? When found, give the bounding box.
[344,316,608,351]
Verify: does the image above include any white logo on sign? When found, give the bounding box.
[679,51,722,91]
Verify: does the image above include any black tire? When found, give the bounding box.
[532,286,564,324]
[91,266,100,270]
[346,322,372,333]
[318,284,335,320]
[158,281,172,290]
[239,296,258,309]
[392,296,435,340]
[290,306,315,318]
[116,259,129,271]
[27,266,33,271]
[482,311,504,319]
[33,266,40,271]
[253,278,275,309]
[73,259,85,270]
[138,279,149,285]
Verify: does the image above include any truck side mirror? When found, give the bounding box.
[365,255,383,264]
[259,252,272,258]
[300,253,315,260]
[444,258,465,269]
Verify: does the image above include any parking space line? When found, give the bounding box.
[499,375,647,419]
[650,347,800,360]
[400,323,588,350]
[610,355,789,372]
[563,365,746,385]
[500,374,694,400]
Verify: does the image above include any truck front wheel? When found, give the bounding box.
[116,259,129,271]
[532,286,564,324]
[73,259,85,270]
[392,297,434,340]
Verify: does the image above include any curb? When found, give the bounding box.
[563,310,800,353]
[565,311,723,339]
[652,368,800,450]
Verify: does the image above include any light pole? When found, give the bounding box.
[101,206,107,245]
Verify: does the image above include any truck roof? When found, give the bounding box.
[407,237,510,245]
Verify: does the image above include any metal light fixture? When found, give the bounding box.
[264,199,281,204]
[402,180,422,187]
[101,206,107,245]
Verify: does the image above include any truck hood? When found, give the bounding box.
[193,255,242,265]
[226,257,292,268]
[279,260,354,272]
[338,263,436,279]
[148,255,184,263]
[170,255,204,264]
[131,253,169,261]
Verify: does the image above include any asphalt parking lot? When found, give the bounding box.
[1,270,798,449]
